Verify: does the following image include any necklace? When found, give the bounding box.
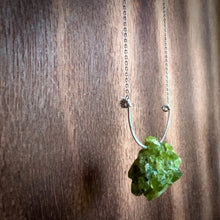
[120,0,182,201]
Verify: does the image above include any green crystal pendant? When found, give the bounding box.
[128,136,182,201]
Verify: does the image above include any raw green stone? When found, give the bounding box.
[128,136,182,201]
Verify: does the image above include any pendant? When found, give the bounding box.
[128,136,182,201]
[121,98,182,200]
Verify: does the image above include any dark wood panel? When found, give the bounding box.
[0,0,219,219]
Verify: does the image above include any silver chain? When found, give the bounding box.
[123,0,130,100]
[122,0,170,105]
[162,0,170,105]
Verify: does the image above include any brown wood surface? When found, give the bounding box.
[0,0,220,219]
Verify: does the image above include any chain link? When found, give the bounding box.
[122,0,170,106]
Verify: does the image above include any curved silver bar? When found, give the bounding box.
[128,106,147,149]
[124,98,171,148]
[160,105,171,143]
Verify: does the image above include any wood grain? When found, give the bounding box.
[0,0,219,219]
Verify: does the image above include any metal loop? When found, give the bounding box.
[160,104,171,143]
[120,98,132,108]
[161,104,170,112]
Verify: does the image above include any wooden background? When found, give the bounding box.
[0,0,219,219]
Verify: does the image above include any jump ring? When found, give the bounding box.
[161,104,170,112]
